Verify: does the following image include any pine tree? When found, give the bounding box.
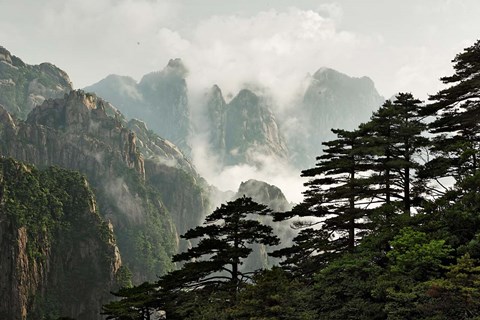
[362,93,428,215]
[101,282,161,320]
[273,129,374,275]
[161,196,280,297]
[423,40,480,179]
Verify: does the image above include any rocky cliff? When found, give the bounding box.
[205,85,227,161]
[235,179,293,270]
[205,87,289,167]
[0,46,72,119]
[289,67,384,168]
[85,59,191,153]
[0,158,121,320]
[0,90,210,281]
[237,179,291,212]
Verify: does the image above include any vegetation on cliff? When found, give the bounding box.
[0,89,211,282]
[0,158,121,320]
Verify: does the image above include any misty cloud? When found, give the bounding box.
[3,0,480,204]
[190,129,306,203]
[3,0,479,103]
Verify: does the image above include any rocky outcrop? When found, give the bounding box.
[237,179,292,212]
[0,158,121,320]
[289,67,384,168]
[205,87,289,167]
[205,85,227,160]
[22,90,145,178]
[0,46,72,119]
[235,179,293,270]
[85,59,191,153]
[0,90,210,281]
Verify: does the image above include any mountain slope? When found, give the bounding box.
[204,86,289,167]
[0,158,121,320]
[287,67,385,168]
[0,46,72,119]
[85,59,191,152]
[0,90,211,281]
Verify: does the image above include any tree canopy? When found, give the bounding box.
[101,39,480,320]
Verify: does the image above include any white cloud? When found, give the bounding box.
[190,131,306,204]
[2,0,480,203]
[182,7,365,110]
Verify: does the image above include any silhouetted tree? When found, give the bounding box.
[423,40,480,179]
[159,196,279,318]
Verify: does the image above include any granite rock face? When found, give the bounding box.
[0,90,210,281]
[0,158,121,320]
[86,66,290,168]
[289,67,385,168]
[0,46,72,119]
[85,59,191,153]
[237,179,291,212]
[205,87,289,167]
[234,179,293,270]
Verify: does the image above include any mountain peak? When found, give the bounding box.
[235,88,258,101]
[211,84,222,93]
[237,179,291,212]
[312,67,375,87]
[312,67,348,81]
[166,58,188,77]
[0,46,13,64]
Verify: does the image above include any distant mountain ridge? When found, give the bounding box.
[288,67,385,168]
[85,63,383,171]
[85,58,191,153]
[204,86,289,167]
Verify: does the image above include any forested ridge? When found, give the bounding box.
[101,40,480,319]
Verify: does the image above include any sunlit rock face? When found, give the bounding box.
[0,158,121,320]
[0,46,72,119]
[288,67,385,168]
[85,58,191,153]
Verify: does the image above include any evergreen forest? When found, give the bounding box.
[99,39,480,320]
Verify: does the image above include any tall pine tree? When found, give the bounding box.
[424,40,480,179]
[362,93,428,215]
[161,196,279,296]
[274,129,374,275]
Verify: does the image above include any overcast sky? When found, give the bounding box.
[2,0,479,202]
[1,0,479,103]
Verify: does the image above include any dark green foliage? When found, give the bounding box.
[362,93,428,215]
[424,40,480,179]
[270,227,332,277]
[314,253,386,320]
[419,254,480,319]
[102,282,161,320]
[274,128,375,276]
[0,158,119,320]
[162,196,280,294]
[2,159,95,261]
[231,267,315,320]
[155,196,280,319]
[101,39,480,320]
